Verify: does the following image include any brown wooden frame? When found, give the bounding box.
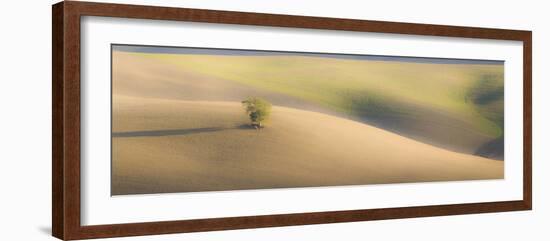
[52,1,532,240]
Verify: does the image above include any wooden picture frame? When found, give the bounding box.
[52,1,532,240]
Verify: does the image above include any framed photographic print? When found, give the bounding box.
[52,1,532,240]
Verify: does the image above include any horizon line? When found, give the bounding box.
[112,44,504,65]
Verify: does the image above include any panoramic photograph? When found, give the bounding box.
[111,45,505,195]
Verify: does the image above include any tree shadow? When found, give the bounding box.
[113,125,256,138]
[236,124,257,130]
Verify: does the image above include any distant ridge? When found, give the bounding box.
[113,44,504,65]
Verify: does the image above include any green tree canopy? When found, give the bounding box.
[241,97,272,128]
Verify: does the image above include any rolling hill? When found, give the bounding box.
[112,96,503,195]
[115,51,504,158]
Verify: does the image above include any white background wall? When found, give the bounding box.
[0,0,547,240]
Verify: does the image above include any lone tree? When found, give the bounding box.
[241,97,272,129]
